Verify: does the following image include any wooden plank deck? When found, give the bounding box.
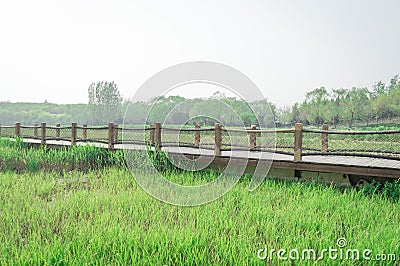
[164,146,400,178]
[12,138,400,179]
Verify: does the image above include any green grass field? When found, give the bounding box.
[1,168,399,265]
[0,138,399,265]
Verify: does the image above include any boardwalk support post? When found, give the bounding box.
[56,124,60,140]
[41,122,46,145]
[108,123,114,149]
[71,123,77,146]
[194,123,200,148]
[150,124,155,146]
[155,122,162,151]
[250,125,257,150]
[322,124,328,153]
[34,124,38,138]
[82,124,87,141]
[294,123,303,162]
[214,123,222,156]
[113,124,118,144]
[15,122,21,138]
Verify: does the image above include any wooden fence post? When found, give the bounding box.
[149,124,155,145]
[249,125,257,150]
[108,123,114,149]
[113,124,118,144]
[0,124,1,136]
[71,122,77,146]
[34,124,38,138]
[294,123,303,162]
[56,123,60,140]
[194,123,200,148]
[154,122,162,151]
[214,123,222,156]
[15,122,21,137]
[41,122,46,145]
[322,124,328,153]
[82,124,87,141]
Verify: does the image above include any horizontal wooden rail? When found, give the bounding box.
[303,128,400,135]
[221,128,295,134]
[80,126,109,130]
[45,126,72,130]
[118,127,150,131]
[161,127,215,132]
[20,125,39,129]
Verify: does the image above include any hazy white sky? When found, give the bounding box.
[1,0,399,107]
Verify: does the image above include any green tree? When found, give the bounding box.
[331,89,347,127]
[250,98,276,127]
[303,87,329,125]
[147,96,187,124]
[88,81,122,125]
[343,87,370,129]
[123,100,150,125]
[372,81,386,97]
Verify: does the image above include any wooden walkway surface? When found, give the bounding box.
[18,138,400,179]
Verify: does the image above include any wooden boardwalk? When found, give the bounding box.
[3,121,400,187]
[17,138,400,182]
[167,146,400,179]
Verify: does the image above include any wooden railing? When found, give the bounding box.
[1,122,400,161]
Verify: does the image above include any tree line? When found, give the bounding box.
[0,82,276,127]
[0,75,399,128]
[279,75,400,128]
